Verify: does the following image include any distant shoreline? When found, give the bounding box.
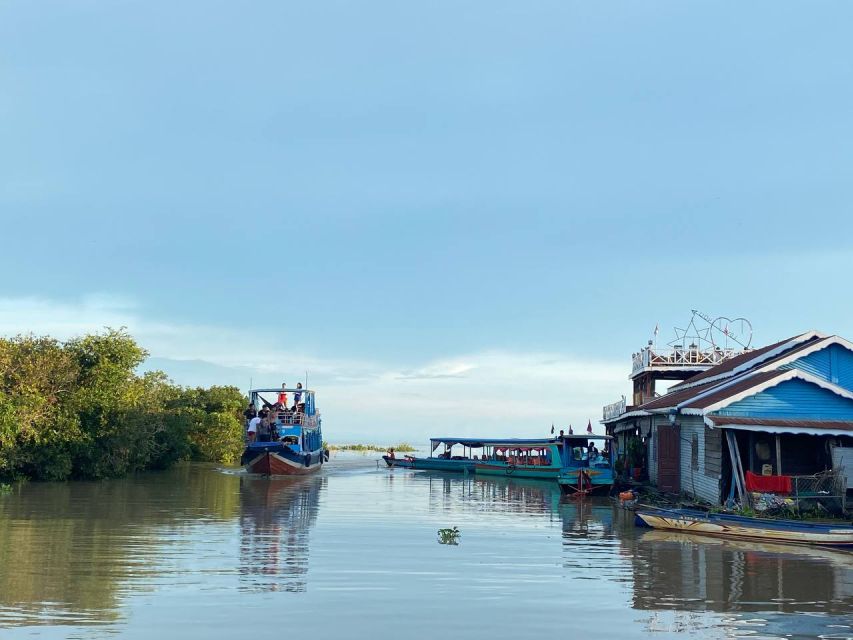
[325,443,416,453]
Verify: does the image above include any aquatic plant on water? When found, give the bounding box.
[437,526,460,545]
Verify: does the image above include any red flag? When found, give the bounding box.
[587,420,593,434]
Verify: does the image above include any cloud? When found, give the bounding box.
[0,295,627,442]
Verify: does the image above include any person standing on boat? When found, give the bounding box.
[243,402,257,426]
[294,382,303,406]
[247,415,260,443]
[277,383,288,408]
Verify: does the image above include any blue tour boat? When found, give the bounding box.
[385,435,615,485]
[240,387,327,476]
[556,434,616,495]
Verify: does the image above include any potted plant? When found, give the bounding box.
[627,438,644,480]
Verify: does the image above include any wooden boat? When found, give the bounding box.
[556,434,615,496]
[241,387,328,476]
[384,435,616,483]
[382,455,416,469]
[383,444,477,473]
[634,506,853,547]
[467,438,565,480]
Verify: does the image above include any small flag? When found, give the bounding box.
[587,420,593,434]
[654,323,659,337]
[568,425,573,434]
[550,424,555,435]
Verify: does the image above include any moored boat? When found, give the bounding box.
[470,438,568,479]
[382,455,416,469]
[384,435,617,484]
[240,387,327,476]
[556,434,616,496]
[383,440,478,473]
[634,506,853,547]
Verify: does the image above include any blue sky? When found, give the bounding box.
[2,1,852,441]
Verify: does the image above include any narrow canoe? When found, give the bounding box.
[635,507,853,547]
[382,456,475,472]
[382,455,415,468]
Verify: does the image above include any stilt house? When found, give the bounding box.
[604,331,853,505]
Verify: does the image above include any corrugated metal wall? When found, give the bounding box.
[715,378,853,419]
[677,416,721,504]
[781,344,853,390]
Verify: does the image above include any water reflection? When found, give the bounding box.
[0,463,239,628]
[238,475,325,593]
[424,472,564,516]
[2,460,853,640]
[627,529,853,637]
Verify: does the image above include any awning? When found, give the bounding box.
[708,416,853,437]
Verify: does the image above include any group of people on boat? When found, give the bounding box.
[244,383,306,443]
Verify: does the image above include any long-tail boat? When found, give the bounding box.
[471,438,572,479]
[634,506,853,547]
[240,387,327,476]
[384,437,588,479]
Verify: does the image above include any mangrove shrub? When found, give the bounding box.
[0,329,246,481]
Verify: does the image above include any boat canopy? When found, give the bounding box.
[250,387,315,395]
[430,437,562,448]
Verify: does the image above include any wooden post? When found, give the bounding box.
[748,432,755,474]
[725,430,749,508]
[775,434,782,475]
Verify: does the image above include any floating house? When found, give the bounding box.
[604,327,853,507]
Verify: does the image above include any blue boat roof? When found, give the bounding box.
[430,437,556,447]
[430,435,612,447]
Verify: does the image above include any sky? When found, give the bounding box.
[1,1,852,442]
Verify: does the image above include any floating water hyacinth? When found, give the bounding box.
[437,526,460,545]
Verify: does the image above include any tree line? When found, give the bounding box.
[0,329,245,481]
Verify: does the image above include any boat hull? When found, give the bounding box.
[242,444,324,476]
[635,508,853,547]
[384,457,476,472]
[557,467,614,495]
[474,463,561,479]
[383,456,415,468]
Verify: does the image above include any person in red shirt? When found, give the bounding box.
[277,383,288,407]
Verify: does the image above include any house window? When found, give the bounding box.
[691,433,699,471]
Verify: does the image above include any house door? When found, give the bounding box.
[657,424,680,494]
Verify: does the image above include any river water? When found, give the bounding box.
[0,454,851,639]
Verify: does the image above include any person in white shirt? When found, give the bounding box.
[247,416,261,443]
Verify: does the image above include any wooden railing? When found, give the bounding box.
[632,346,745,374]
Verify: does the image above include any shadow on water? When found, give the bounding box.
[238,474,325,593]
